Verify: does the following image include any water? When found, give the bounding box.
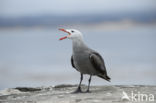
[0,25,156,90]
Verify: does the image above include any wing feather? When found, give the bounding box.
[89,52,110,81]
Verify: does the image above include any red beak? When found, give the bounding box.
[59,28,71,40]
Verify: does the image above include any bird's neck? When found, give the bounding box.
[72,38,88,53]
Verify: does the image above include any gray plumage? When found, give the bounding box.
[71,38,110,81]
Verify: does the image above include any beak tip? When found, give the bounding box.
[59,36,67,40]
[59,28,65,31]
[58,28,68,40]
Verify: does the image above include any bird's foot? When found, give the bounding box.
[71,87,83,94]
[84,89,91,93]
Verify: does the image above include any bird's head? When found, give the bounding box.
[59,28,83,40]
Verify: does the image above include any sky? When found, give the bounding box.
[0,0,156,17]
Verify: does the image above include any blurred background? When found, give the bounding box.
[0,0,156,90]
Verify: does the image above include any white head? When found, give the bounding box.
[59,28,83,40]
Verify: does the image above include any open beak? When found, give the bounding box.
[59,28,71,40]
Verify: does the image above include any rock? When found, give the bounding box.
[15,87,42,92]
[75,99,82,102]
[54,84,78,88]
[0,88,22,96]
[0,85,155,103]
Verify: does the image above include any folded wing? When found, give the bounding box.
[89,52,111,82]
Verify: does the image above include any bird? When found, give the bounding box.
[59,28,111,93]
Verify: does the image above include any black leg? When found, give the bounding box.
[72,73,83,93]
[86,75,92,93]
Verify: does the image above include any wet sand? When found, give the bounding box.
[0,85,155,103]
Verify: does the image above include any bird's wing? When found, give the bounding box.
[71,55,79,71]
[89,52,110,81]
[89,52,106,74]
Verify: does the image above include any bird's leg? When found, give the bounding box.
[72,73,83,93]
[86,75,92,93]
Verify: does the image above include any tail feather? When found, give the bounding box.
[98,75,111,82]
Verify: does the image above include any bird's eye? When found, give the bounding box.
[71,30,74,33]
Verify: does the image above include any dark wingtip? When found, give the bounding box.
[107,78,111,82]
[106,76,111,82]
[98,75,111,82]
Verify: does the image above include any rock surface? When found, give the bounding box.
[0,85,155,103]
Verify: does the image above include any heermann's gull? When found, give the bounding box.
[59,28,111,93]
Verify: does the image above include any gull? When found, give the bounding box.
[59,28,111,93]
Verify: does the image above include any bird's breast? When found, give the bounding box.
[73,52,89,65]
